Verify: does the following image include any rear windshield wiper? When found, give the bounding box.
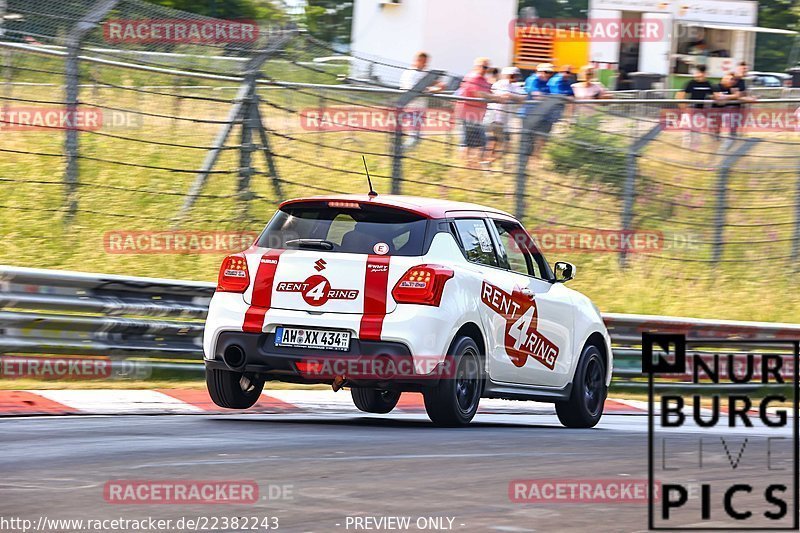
[284,238,335,251]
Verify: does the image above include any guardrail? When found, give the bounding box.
[1,265,799,384]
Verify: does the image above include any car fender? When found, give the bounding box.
[566,288,614,385]
[422,232,491,371]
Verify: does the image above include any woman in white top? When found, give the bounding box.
[571,65,609,100]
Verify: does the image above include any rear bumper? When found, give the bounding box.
[207,330,443,388]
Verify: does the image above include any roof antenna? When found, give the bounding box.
[362,155,378,198]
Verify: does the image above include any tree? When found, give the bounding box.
[754,0,800,71]
[142,0,287,22]
[303,0,353,44]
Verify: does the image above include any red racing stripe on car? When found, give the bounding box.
[242,249,285,333]
[359,254,391,341]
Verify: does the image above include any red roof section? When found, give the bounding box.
[279,194,514,219]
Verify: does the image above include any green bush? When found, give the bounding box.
[546,115,628,191]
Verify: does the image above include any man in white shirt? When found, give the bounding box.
[399,51,445,149]
[484,66,526,164]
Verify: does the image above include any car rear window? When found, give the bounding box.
[257,203,428,256]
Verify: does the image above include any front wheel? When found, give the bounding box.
[206,368,264,409]
[423,336,483,427]
[351,387,400,414]
[556,344,607,428]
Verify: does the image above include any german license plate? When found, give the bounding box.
[274,326,350,351]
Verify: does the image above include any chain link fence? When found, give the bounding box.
[0,0,799,290]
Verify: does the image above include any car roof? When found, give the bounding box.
[279,194,515,219]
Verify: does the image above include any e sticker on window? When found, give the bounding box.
[373,242,389,255]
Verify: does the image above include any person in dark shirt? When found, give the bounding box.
[712,73,743,143]
[677,65,713,147]
[678,65,713,108]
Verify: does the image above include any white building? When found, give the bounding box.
[589,0,796,79]
[350,0,518,86]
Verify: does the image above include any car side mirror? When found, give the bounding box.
[553,261,575,283]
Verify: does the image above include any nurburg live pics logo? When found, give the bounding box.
[644,332,799,530]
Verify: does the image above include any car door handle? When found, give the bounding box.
[520,288,535,299]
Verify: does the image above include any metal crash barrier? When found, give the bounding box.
[1,265,799,384]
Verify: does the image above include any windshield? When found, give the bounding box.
[257,203,429,256]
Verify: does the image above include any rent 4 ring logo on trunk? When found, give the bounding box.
[645,333,799,530]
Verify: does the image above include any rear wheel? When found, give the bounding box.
[206,368,264,409]
[556,344,607,428]
[423,336,482,427]
[351,387,401,414]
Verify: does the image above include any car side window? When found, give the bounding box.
[453,219,498,267]
[492,220,548,279]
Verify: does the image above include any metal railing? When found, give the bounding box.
[2,265,799,385]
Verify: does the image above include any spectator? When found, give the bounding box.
[455,57,506,168]
[524,63,554,96]
[486,67,500,85]
[523,63,563,160]
[547,65,575,96]
[712,72,742,145]
[689,40,709,67]
[484,66,527,165]
[398,51,445,149]
[571,65,609,99]
[734,61,757,103]
[676,64,713,147]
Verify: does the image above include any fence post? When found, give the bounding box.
[620,124,662,267]
[792,159,800,271]
[62,0,119,223]
[237,85,256,221]
[712,139,760,265]
[514,96,563,221]
[391,70,443,195]
[174,29,294,225]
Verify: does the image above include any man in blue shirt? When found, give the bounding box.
[547,65,575,96]
[524,63,554,95]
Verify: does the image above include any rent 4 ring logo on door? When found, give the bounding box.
[276,275,359,307]
[481,281,559,370]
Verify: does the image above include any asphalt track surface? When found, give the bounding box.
[1,408,795,533]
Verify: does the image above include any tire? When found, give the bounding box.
[556,344,607,428]
[206,368,264,409]
[423,336,483,427]
[351,387,401,414]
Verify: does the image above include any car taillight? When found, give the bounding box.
[392,265,454,306]
[217,255,250,293]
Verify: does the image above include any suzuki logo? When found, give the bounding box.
[314,258,327,272]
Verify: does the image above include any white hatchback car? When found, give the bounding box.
[204,194,612,427]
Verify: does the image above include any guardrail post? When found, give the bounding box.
[391,70,443,195]
[514,96,563,221]
[62,0,119,223]
[712,139,760,265]
[620,124,662,267]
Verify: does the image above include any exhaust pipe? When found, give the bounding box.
[222,344,247,371]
